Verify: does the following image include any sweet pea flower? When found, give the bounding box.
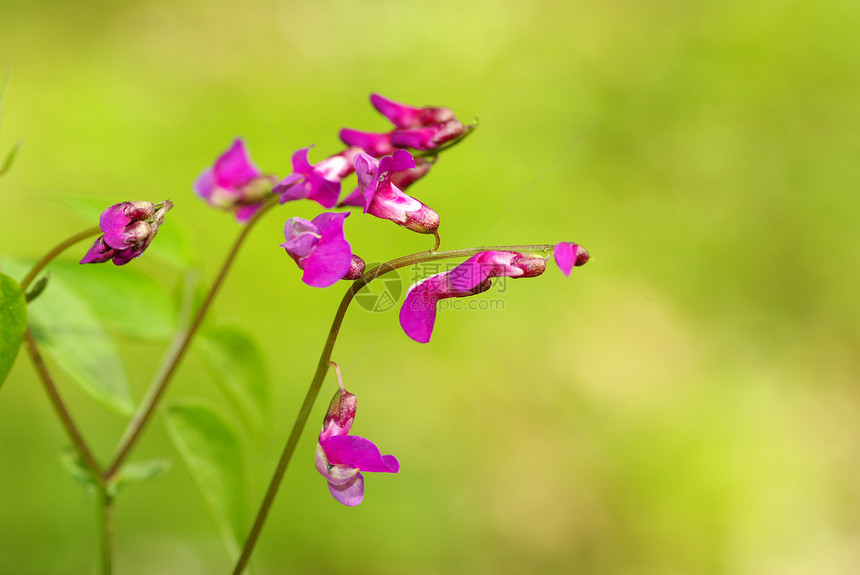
[553,242,591,276]
[194,138,277,222]
[390,120,471,152]
[369,93,456,129]
[339,156,433,208]
[81,200,173,266]
[274,147,359,209]
[338,128,396,158]
[354,150,440,237]
[399,251,549,343]
[281,212,364,288]
[315,365,399,506]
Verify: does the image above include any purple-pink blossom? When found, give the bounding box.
[194,138,276,222]
[339,156,433,207]
[315,376,399,506]
[399,251,549,343]
[81,200,173,266]
[281,212,364,288]
[274,147,358,209]
[354,150,440,236]
[369,93,456,129]
[553,242,590,276]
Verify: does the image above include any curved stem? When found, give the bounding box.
[105,198,278,478]
[20,226,101,291]
[231,242,555,574]
[23,327,104,485]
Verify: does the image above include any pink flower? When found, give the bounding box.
[338,129,396,158]
[353,150,440,236]
[399,251,548,343]
[339,156,433,207]
[553,242,590,276]
[315,374,399,507]
[369,93,456,129]
[390,120,470,151]
[194,138,277,222]
[274,147,359,209]
[281,212,364,288]
[80,200,173,266]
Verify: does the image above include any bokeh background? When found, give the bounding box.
[1,0,859,573]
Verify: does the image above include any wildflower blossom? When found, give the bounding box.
[281,212,363,287]
[274,147,359,209]
[194,138,276,222]
[80,200,173,266]
[315,371,399,506]
[553,242,590,276]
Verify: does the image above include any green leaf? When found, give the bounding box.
[50,262,177,341]
[194,326,270,436]
[107,459,171,496]
[55,196,201,270]
[0,259,134,415]
[60,448,98,497]
[0,272,28,387]
[162,401,246,557]
[0,138,22,178]
[24,272,50,303]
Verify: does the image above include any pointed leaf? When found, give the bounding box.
[0,139,22,178]
[194,326,270,434]
[51,262,177,341]
[162,401,246,557]
[0,272,27,387]
[107,459,171,496]
[24,272,50,303]
[60,448,98,497]
[0,259,133,415]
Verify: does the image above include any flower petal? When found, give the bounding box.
[328,473,365,506]
[301,212,353,288]
[321,435,399,473]
[193,168,216,200]
[214,138,260,189]
[553,242,590,276]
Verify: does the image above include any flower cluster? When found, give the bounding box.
[79,93,591,508]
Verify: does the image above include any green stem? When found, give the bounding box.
[98,491,115,575]
[105,198,278,479]
[20,226,101,291]
[23,328,104,485]
[231,243,555,574]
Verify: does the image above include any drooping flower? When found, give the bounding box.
[553,242,590,276]
[339,156,434,207]
[194,138,277,222]
[369,93,457,129]
[353,150,440,236]
[399,251,549,343]
[315,365,399,506]
[273,147,359,209]
[81,200,173,266]
[281,212,364,288]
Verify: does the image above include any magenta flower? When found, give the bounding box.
[194,138,277,222]
[391,120,470,151]
[274,147,359,209]
[81,200,173,266]
[339,156,433,208]
[338,128,396,158]
[354,150,440,236]
[553,242,591,276]
[369,93,456,129]
[399,251,549,343]
[281,212,364,288]
[315,374,399,506]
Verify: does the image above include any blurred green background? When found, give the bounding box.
[2,0,859,573]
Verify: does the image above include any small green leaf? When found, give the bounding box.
[107,459,171,496]
[162,401,246,557]
[0,138,22,178]
[24,272,50,303]
[51,262,177,341]
[60,448,98,497]
[0,272,28,387]
[1,259,134,415]
[194,326,270,435]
